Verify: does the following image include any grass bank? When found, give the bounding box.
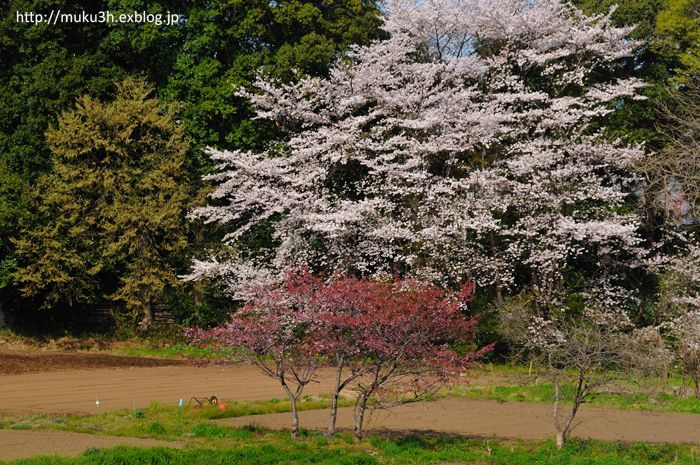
[450,365,700,414]
[0,397,355,441]
[1,432,698,465]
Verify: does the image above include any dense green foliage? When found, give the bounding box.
[573,0,698,144]
[0,0,382,327]
[572,0,668,146]
[656,0,700,78]
[0,164,30,300]
[0,0,382,176]
[160,0,383,153]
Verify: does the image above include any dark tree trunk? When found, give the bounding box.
[0,299,6,328]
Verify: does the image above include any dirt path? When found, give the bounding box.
[220,397,700,444]
[0,364,338,414]
[0,429,180,461]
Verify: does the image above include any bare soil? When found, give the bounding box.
[220,397,700,444]
[0,429,180,461]
[0,352,337,414]
[0,349,188,375]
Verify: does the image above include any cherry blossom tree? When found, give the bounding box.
[310,277,483,439]
[339,279,484,441]
[187,0,648,320]
[666,311,700,398]
[186,271,322,438]
[499,294,668,449]
[191,269,485,440]
[186,2,655,444]
[655,244,700,316]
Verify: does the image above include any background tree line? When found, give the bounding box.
[0,0,698,339]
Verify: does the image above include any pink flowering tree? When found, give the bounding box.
[186,271,322,438]
[310,277,484,439]
[191,269,487,440]
[340,279,487,441]
[304,275,379,438]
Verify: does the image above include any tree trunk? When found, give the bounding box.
[556,431,565,450]
[280,380,301,439]
[353,394,370,442]
[327,358,344,438]
[553,371,586,450]
[694,378,699,399]
[290,395,300,438]
[328,390,341,438]
[553,377,565,449]
[328,391,340,437]
[495,285,503,306]
[490,231,504,306]
[0,299,6,328]
[680,373,686,397]
[139,305,153,330]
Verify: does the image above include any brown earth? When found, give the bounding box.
[0,349,188,375]
[219,397,700,444]
[0,361,338,415]
[0,429,181,461]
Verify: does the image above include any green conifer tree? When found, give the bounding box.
[14,78,194,328]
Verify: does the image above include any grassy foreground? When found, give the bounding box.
[440,363,700,414]
[1,431,699,465]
